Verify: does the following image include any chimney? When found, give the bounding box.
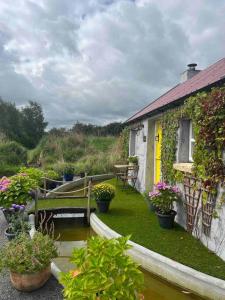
[181,63,201,83]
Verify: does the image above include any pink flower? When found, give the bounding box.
[171,186,180,194]
[0,177,11,192]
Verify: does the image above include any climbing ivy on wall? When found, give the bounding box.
[161,108,183,183]
[161,86,225,187]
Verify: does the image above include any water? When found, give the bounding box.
[52,217,203,300]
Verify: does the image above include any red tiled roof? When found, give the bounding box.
[127,58,225,123]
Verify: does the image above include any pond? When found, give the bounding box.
[52,217,204,300]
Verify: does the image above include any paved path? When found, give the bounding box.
[0,212,63,300]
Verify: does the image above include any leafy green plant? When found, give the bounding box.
[60,235,144,300]
[0,232,58,274]
[92,183,115,202]
[0,141,27,165]
[64,164,75,175]
[128,156,138,164]
[19,167,44,185]
[45,169,59,180]
[0,173,37,208]
[6,213,31,235]
[149,182,180,214]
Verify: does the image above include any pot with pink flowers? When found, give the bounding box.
[149,182,180,229]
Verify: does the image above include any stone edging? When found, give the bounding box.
[90,213,225,300]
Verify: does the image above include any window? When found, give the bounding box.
[189,121,195,162]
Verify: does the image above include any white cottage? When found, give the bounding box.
[126,57,225,260]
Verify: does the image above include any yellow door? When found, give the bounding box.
[154,121,162,184]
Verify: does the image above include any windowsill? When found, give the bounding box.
[173,163,193,174]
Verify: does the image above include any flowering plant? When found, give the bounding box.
[92,183,115,202]
[0,232,58,274]
[149,182,180,214]
[0,174,37,208]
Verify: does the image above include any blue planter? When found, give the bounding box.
[64,174,74,181]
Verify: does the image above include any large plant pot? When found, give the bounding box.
[5,228,16,241]
[64,174,74,181]
[96,201,111,213]
[156,210,177,229]
[10,265,51,292]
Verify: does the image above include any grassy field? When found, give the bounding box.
[97,179,225,280]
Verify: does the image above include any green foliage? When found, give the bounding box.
[45,169,59,180]
[92,183,115,202]
[60,235,144,300]
[20,101,48,148]
[0,99,47,149]
[0,141,27,165]
[161,108,183,183]
[0,173,37,208]
[19,167,44,185]
[0,232,58,274]
[7,213,31,235]
[63,164,75,175]
[183,88,225,183]
[128,155,138,164]
[149,183,180,214]
[0,164,20,177]
[161,86,225,185]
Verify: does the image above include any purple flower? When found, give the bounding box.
[149,190,160,198]
[171,186,180,194]
[155,182,167,190]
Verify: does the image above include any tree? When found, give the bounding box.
[21,101,48,148]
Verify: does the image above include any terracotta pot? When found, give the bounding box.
[10,265,51,292]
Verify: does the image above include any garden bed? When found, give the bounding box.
[97,179,225,280]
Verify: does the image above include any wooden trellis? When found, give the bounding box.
[201,188,217,236]
[183,174,202,233]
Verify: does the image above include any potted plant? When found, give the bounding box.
[149,182,180,229]
[45,170,60,190]
[0,174,37,222]
[0,232,58,292]
[128,156,138,165]
[5,211,31,241]
[60,235,144,299]
[92,183,115,213]
[63,164,75,181]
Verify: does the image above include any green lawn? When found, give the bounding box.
[35,198,93,210]
[97,179,225,280]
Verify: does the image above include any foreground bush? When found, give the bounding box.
[60,235,144,300]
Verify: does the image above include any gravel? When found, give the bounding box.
[0,211,63,300]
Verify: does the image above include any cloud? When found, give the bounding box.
[0,0,224,127]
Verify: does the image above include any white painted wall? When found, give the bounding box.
[129,119,148,192]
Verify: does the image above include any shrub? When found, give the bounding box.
[92,183,115,202]
[63,164,75,175]
[60,235,144,300]
[128,156,138,164]
[19,167,44,185]
[0,232,58,274]
[149,182,180,214]
[0,141,27,165]
[45,169,59,180]
[0,164,20,177]
[0,173,37,208]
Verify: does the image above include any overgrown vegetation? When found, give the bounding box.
[0,97,129,176]
[161,86,225,186]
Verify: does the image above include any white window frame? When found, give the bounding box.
[189,121,195,162]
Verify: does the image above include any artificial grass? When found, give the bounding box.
[31,198,96,211]
[97,179,225,281]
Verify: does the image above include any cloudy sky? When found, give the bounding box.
[0,0,224,127]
